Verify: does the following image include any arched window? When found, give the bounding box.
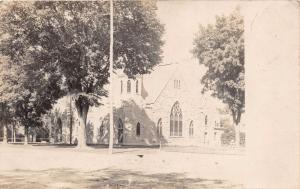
[205,115,208,125]
[136,122,141,136]
[170,101,182,136]
[189,121,194,137]
[179,113,182,136]
[157,118,162,137]
[204,132,208,144]
[120,81,123,94]
[118,118,123,143]
[136,80,139,93]
[99,124,104,137]
[127,80,131,93]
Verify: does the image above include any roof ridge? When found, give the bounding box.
[147,66,179,105]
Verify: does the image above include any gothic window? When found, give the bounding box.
[136,80,139,93]
[189,121,194,137]
[127,80,131,93]
[179,113,182,136]
[170,101,182,137]
[136,122,141,136]
[170,114,174,136]
[121,81,123,94]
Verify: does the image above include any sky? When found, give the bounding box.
[156,1,241,66]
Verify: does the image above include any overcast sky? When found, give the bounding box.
[156,1,241,66]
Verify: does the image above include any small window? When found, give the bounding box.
[121,81,123,94]
[136,122,141,136]
[127,80,131,93]
[174,80,181,89]
[136,80,139,93]
[205,115,208,125]
[189,121,194,137]
[214,132,217,140]
[174,80,179,89]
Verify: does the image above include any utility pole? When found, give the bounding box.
[108,0,114,154]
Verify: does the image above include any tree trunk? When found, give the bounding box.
[24,126,28,145]
[33,133,36,142]
[49,124,53,144]
[3,125,7,144]
[69,95,73,144]
[13,125,16,143]
[232,110,242,147]
[11,125,13,143]
[234,121,240,147]
[75,102,89,149]
[69,121,73,144]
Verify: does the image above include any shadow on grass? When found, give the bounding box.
[0,168,243,189]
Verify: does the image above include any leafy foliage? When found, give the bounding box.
[0,1,164,145]
[114,1,164,77]
[193,9,244,124]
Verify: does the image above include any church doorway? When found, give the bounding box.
[157,118,162,138]
[117,118,124,143]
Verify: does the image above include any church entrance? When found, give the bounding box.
[157,118,162,138]
[117,118,123,144]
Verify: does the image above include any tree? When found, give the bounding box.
[193,8,244,146]
[113,1,164,77]
[0,56,61,144]
[0,57,23,144]
[0,1,164,148]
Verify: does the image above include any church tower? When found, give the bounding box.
[115,73,144,106]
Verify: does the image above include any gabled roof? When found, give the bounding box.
[142,59,207,104]
[142,62,178,104]
[52,59,227,116]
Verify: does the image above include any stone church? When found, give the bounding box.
[53,62,232,147]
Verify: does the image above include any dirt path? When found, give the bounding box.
[0,145,245,189]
